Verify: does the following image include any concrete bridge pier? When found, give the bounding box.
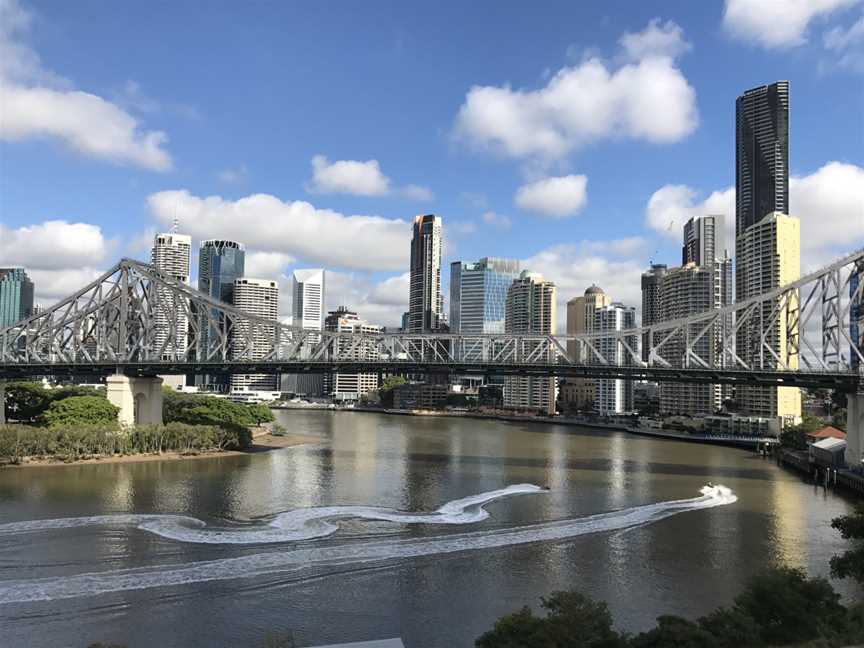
[847,392,864,469]
[0,380,5,426]
[106,375,164,426]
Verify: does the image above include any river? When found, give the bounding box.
[0,410,859,647]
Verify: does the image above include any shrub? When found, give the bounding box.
[40,396,119,429]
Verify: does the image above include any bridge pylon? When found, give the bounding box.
[106,375,164,427]
[847,391,864,469]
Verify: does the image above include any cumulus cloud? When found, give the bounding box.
[723,0,860,49]
[515,175,588,218]
[0,0,172,170]
[823,12,864,70]
[147,189,410,272]
[306,155,391,196]
[244,251,296,280]
[644,161,864,269]
[453,19,697,160]
[325,271,409,328]
[0,220,112,303]
[619,18,692,60]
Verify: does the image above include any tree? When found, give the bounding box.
[732,566,846,645]
[3,382,50,422]
[40,396,119,428]
[378,375,407,408]
[830,505,864,584]
[696,608,760,648]
[630,615,719,648]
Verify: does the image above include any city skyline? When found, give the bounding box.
[1,1,862,331]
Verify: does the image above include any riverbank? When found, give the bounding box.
[1,431,319,469]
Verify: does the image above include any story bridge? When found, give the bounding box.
[1,250,862,462]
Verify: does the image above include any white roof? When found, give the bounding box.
[813,437,847,451]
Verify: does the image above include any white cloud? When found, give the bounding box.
[723,0,860,49]
[307,155,391,196]
[644,161,864,269]
[481,211,512,229]
[0,220,110,270]
[325,271,409,328]
[400,184,435,201]
[453,19,697,160]
[0,0,172,170]
[515,175,588,218]
[619,18,692,61]
[823,13,864,69]
[147,190,410,272]
[524,240,648,330]
[244,251,296,279]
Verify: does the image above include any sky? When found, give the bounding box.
[1,0,863,329]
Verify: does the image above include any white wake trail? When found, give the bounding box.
[0,485,736,604]
[0,484,541,545]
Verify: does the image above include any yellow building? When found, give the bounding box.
[735,212,801,424]
[561,285,612,411]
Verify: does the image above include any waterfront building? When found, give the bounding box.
[323,306,382,402]
[197,240,245,391]
[594,303,637,415]
[151,230,192,361]
[561,285,612,411]
[285,269,326,396]
[735,212,801,423]
[229,278,279,392]
[641,264,667,363]
[503,271,557,415]
[408,214,443,333]
[449,257,522,334]
[736,81,789,238]
[0,268,34,327]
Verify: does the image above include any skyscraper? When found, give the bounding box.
[449,257,521,334]
[323,306,382,402]
[230,278,279,393]
[683,214,725,267]
[151,230,192,360]
[594,303,637,415]
[736,81,789,238]
[289,269,326,396]
[736,212,801,423]
[0,268,34,327]
[408,214,443,333]
[641,264,667,362]
[197,240,245,391]
[503,271,557,415]
[561,285,611,411]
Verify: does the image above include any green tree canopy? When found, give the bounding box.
[830,504,864,584]
[163,389,272,433]
[39,396,119,429]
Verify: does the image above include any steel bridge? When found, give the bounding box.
[1,249,863,460]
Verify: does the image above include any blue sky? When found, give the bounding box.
[1,0,862,327]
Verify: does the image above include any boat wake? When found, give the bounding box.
[0,485,736,604]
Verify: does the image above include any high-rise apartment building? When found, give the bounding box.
[0,268,34,327]
[641,264,667,362]
[287,269,326,396]
[408,214,443,333]
[736,81,789,237]
[230,278,279,392]
[151,231,192,360]
[735,212,801,423]
[449,257,521,334]
[561,285,611,410]
[323,306,382,402]
[594,303,637,415]
[683,214,725,267]
[503,271,557,415]
[197,240,245,391]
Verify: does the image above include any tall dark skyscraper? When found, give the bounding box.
[735,81,789,237]
[408,214,443,333]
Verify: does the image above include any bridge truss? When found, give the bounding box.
[1,251,862,391]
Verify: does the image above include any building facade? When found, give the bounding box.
[229,278,279,392]
[0,268,34,327]
[853,261,864,369]
[408,214,443,333]
[594,303,637,415]
[561,285,612,411]
[449,257,522,334]
[503,271,557,415]
[285,269,326,396]
[735,212,802,423]
[683,214,725,267]
[323,306,382,402]
[197,240,246,391]
[151,231,192,360]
